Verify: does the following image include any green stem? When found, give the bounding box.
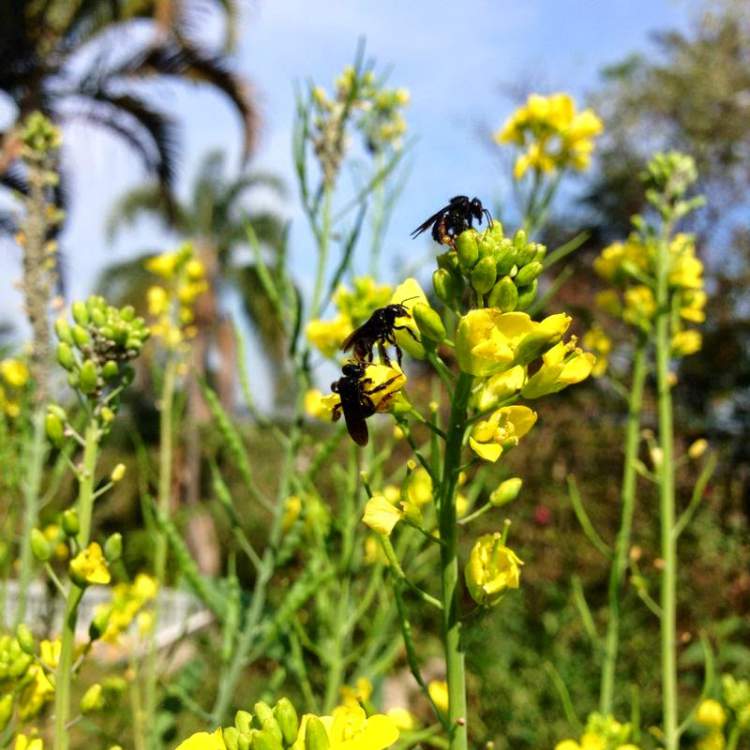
[15,408,48,626]
[144,357,177,746]
[54,419,99,750]
[655,221,678,750]
[310,187,332,320]
[438,372,472,750]
[600,339,647,714]
[726,725,741,750]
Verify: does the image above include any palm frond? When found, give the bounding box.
[106,182,187,240]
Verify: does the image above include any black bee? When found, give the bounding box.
[331,361,401,446]
[340,299,420,367]
[410,195,492,245]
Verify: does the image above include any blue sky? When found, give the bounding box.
[1,0,697,394]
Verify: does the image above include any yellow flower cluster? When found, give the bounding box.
[306,277,393,359]
[593,233,706,356]
[93,573,158,643]
[175,697,400,750]
[555,713,639,750]
[0,358,30,419]
[145,243,208,351]
[495,93,603,179]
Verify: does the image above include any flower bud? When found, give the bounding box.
[0,693,12,733]
[490,478,522,507]
[45,412,65,447]
[470,257,497,295]
[516,280,538,311]
[688,438,708,460]
[56,342,76,371]
[235,710,253,734]
[62,509,80,537]
[104,533,123,562]
[412,303,446,343]
[274,698,299,746]
[101,407,116,424]
[15,624,35,655]
[254,729,283,750]
[78,360,99,394]
[80,683,105,714]
[436,250,460,273]
[89,606,111,641]
[304,716,330,750]
[487,276,518,312]
[237,732,253,750]
[55,318,73,345]
[102,361,119,381]
[30,528,52,562]
[495,240,517,276]
[110,463,126,482]
[515,261,544,287]
[455,230,478,270]
[432,268,459,306]
[72,301,89,326]
[223,727,240,750]
[72,325,91,349]
[254,702,283,745]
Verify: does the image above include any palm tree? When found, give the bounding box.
[0,0,256,211]
[100,151,287,573]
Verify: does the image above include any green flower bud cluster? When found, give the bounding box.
[433,222,545,311]
[54,296,149,404]
[21,112,62,159]
[642,151,704,221]
[222,699,300,750]
[0,634,33,683]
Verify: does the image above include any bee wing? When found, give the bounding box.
[341,321,367,352]
[410,206,449,238]
[342,404,369,446]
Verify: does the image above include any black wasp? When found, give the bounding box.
[340,299,419,367]
[410,195,492,245]
[331,361,401,446]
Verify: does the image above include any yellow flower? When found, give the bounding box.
[469,405,537,462]
[185,259,205,280]
[174,729,225,750]
[97,573,157,643]
[147,286,169,316]
[554,742,581,750]
[144,251,179,279]
[622,286,656,328]
[323,364,407,422]
[671,330,702,357]
[326,704,399,750]
[389,278,429,359]
[688,438,708,460]
[363,535,387,565]
[582,326,612,377]
[340,677,372,706]
[282,495,302,531]
[521,338,595,399]
[335,278,393,326]
[465,533,523,606]
[69,542,111,586]
[363,496,403,536]
[697,731,725,750]
[402,467,433,509]
[0,359,29,388]
[669,235,703,289]
[306,315,353,358]
[427,681,448,713]
[305,389,341,420]
[39,639,61,670]
[18,665,54,720]
[681,289,707,323]
[386,707,415,731]
[474,366,526,411]
[14,734,44,750]
[696,699,727,729]
[579,733,606,750]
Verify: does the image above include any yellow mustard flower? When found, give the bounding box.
[555,742,581,750]
[325,704,399,750]
[402,467,433,509]
[321,364,407,422]
[697,731,725,750]
[18,665,54,720]
[305,389,341,420]
[696,699,727,729]
[145,251,179,279]
[340,677,373,706]
[681,289,707,323]
[147,286,169,316]
[306,315,354,358]
[582,326,612,377]
[474,366,526,411]
[335,278,393,326]
[0,359,29,388]
[39,639,60,670]
[579,733,606,750]
[521,338,595,399]
[96,573,157,643]
[669,234,703,290]
[14,734,44,750]
[465,533,523,606]
[69,542,111,586]
[363,496,403,536]
[622,286,657,329]
[174,729,225,750]
[385,707,415,731]
[389,278,429,359]
[671,330,702,357]
[282,495,302,531]
[427,681,448,713]
[469,405,537,462]
[363,535,387,565]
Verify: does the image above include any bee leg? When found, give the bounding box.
[396,345,403,367]
[364,375,400,396]
[393,324,420,343]
[332,403,342,421]
[378,339,391,366]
